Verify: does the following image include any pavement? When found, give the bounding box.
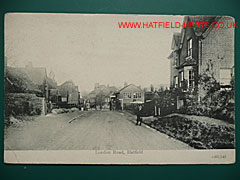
[4,110,192,150]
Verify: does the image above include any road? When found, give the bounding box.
[5,110,192,150]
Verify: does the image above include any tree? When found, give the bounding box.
[150,84,154,92]
[95,91,106,109]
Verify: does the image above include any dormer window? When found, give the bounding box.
[187,38,192,58]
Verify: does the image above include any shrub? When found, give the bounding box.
[181,72,234,123]
[144,115,234,149]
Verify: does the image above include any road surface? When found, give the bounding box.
[5,110,192,150]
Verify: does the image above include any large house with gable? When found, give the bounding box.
[168,16,234,108]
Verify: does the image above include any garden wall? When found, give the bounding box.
[5,93,45,120]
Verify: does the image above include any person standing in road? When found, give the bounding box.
[109,100,112,111]
[136,104,143,126]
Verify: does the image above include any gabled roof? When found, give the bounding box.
[188,16,217,36]
[58,80,78,97]
[168,51,174,59]
[171,32,182,50]
[5,67,42,93]
[22,67,47,86]
[117,84,142,93]
[47,77,57,89]
[180,16,219,46]
[168,32,182,59]
[59,80,74,87]
[90,84,118,97]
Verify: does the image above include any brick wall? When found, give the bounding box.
[200,17,234,78]
[199,16,234,97]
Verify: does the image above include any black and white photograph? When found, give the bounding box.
[4,13,235,164]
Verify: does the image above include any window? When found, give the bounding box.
[173,53,178,66]
[187,39,192,57]
[123,92,131,99]
[220,69,231,86]
[189,70,194,89]
[174,55,178,66]
[180,71,184,81]
[137,92,142,98]
[174,76,178,88]
[179,71,184,87]
[133,93,137,99]
[133,92,141,98]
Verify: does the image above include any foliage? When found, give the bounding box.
[199,73,221,95]
[144,115,234,149]
[156,88,183,116]
[5,93,43,126]
[184,72,234,123]
[95,93,106,107]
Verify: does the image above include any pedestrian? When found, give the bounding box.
[136,104,143,126]
[109,100,112,111]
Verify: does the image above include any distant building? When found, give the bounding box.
[88,91,97,108]
[116,84,144,109]
[58,80,80,108]
[88,83,118,108]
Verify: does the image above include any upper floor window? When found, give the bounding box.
[174,53,178,66]
[174,76,178,88]
[179,71,184,87]
[220,68,232,86]
[187,39,193,58]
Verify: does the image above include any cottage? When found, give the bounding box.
[88,84,118,109]
[5,62,57,115]
[116,84,144,110]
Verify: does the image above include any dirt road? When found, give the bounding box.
[5,110,192,150]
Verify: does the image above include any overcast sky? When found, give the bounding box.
[5,13,183,93]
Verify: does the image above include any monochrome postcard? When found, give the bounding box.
[4,13,235,164]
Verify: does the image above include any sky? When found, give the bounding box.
[5,13,183,93]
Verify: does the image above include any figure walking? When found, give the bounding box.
[136,104,143,126]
